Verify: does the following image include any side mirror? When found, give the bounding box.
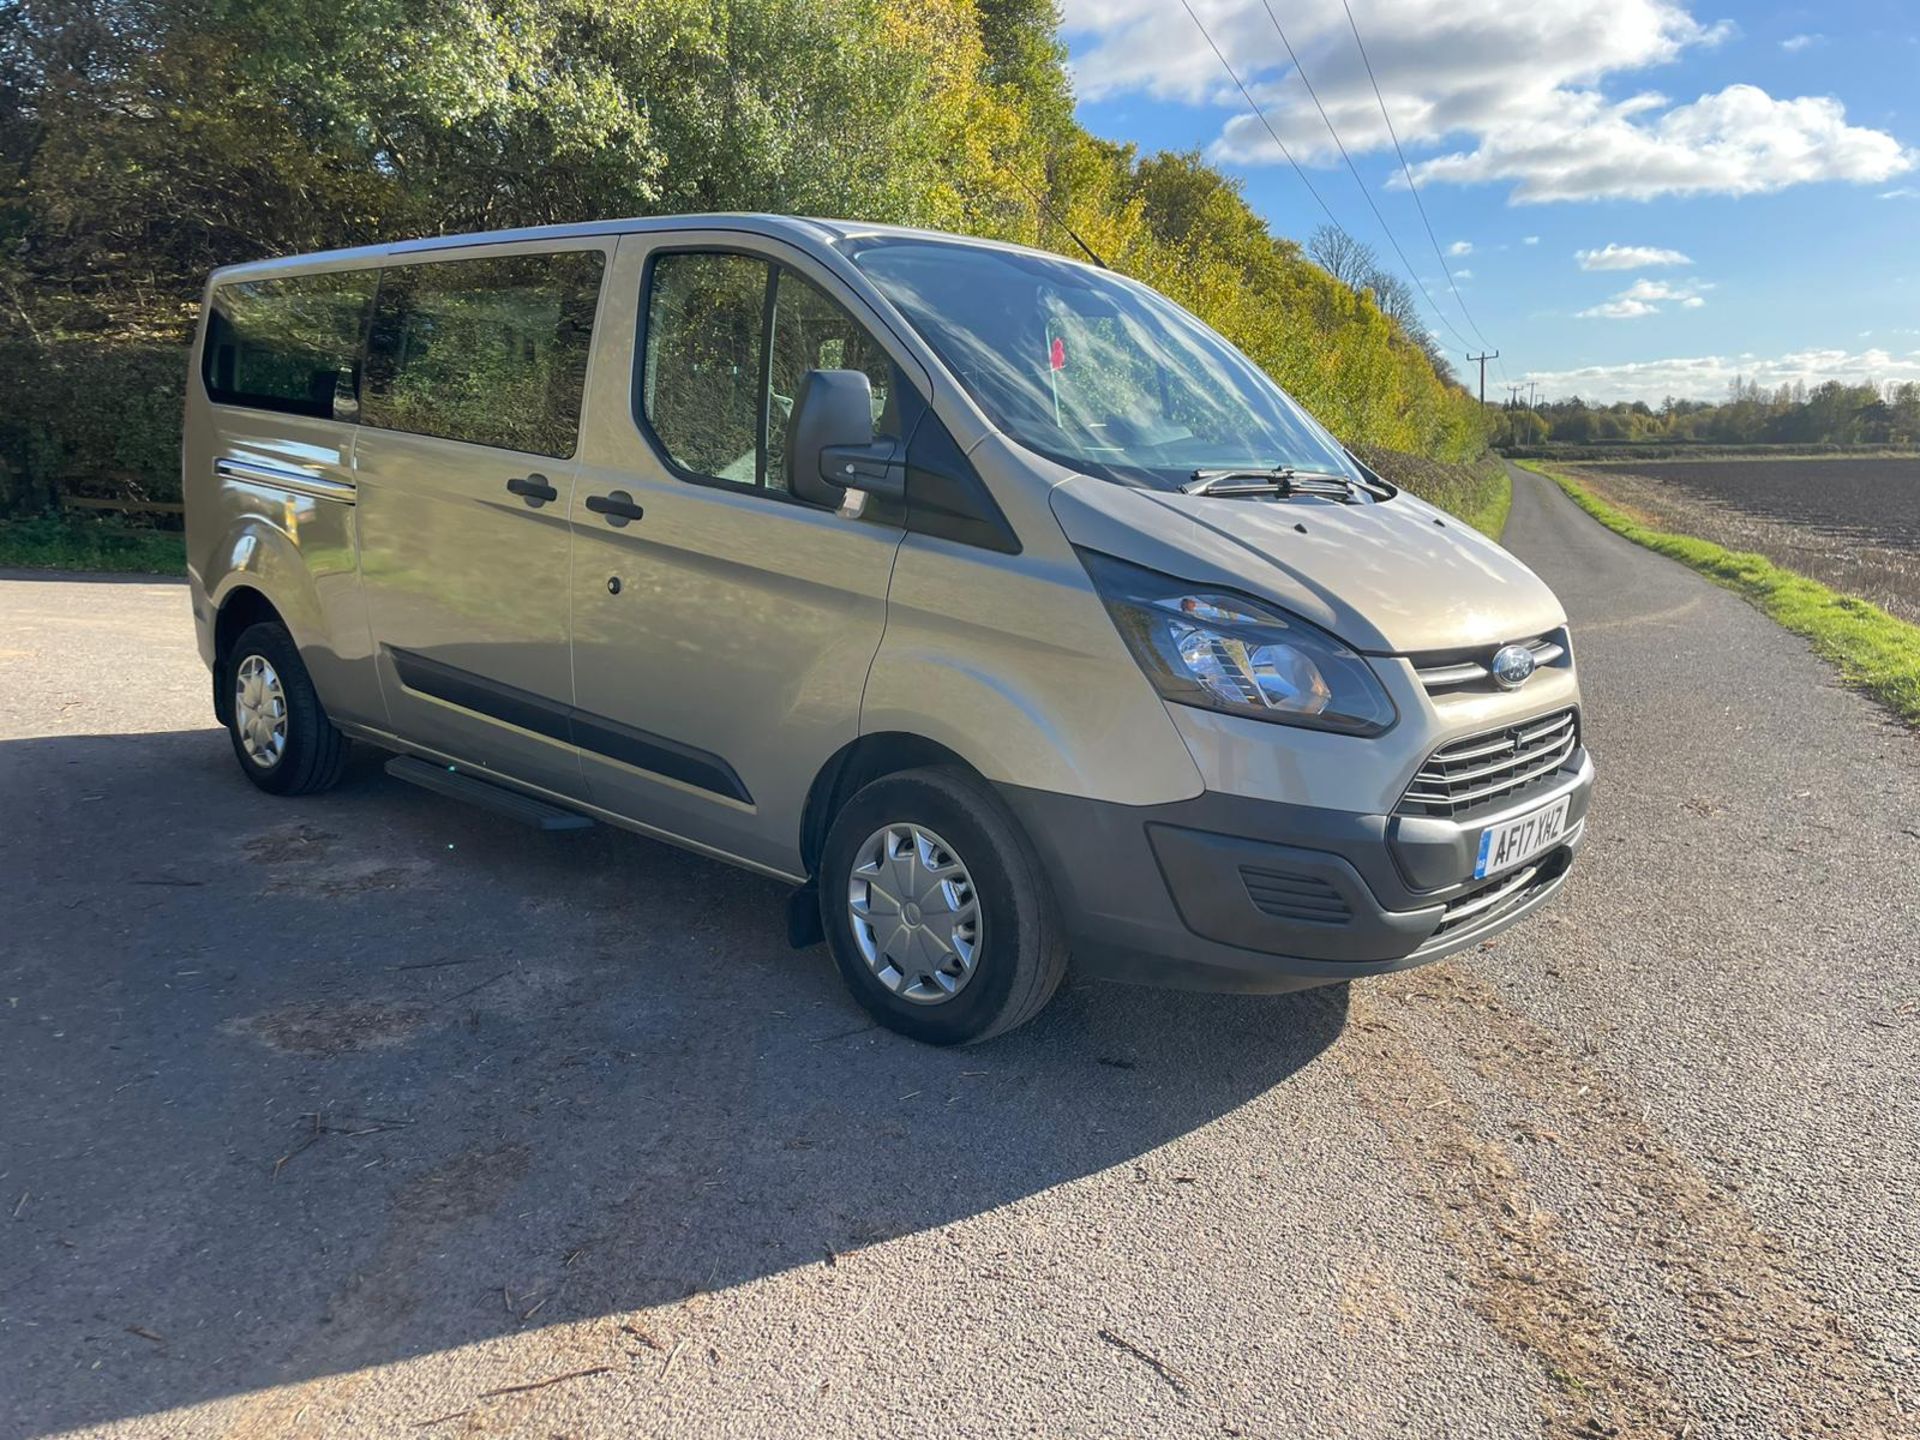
[787,369,904,508]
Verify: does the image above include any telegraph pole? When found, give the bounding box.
[1527,380,1539,411]
[1468,350,1499,406]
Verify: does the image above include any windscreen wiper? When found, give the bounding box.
[1183,466,1357,499]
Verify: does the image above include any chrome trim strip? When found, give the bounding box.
[1414,660,1489,687]
[1513,712,1576,744]
[1443,863,1540,926]
[215,457,356,504]
[1416,634,1567,692]
[1426,733,1527,765]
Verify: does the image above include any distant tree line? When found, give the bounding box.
[1494,378,1920,449]
[0,0,1486,520]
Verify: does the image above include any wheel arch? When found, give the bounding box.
[210,585,289,725]
[206,518,328,649]
[205,517,330,723]
[798,731,982,880]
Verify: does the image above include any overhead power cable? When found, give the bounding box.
[1337,0,1499,360]
[1253,0,1473,354]
[1177,1,1348,242]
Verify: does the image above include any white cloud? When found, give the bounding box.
[1525,347,1920,402]
[1447,240,1474,256]
[1576,274,1710,317]
[1576,242,1692,269]
[1408,85,1914,202]
[1523,235,1541,245]
[1780,33,1822,53]
[1884,187,1920,199]
[1454,267,1474,279]
[1576,297,1660,319]
[1062,2,1915,204]
[1618,277,1708,301]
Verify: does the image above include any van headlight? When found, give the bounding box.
[1080,550,1396,736]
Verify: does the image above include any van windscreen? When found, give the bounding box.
[846,239,1358,489]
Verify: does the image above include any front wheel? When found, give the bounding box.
[819,766,1068,1045]
[222,621,350,796]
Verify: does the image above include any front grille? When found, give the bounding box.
[1397,709,1578,818]
[1412,631,1568,693]
[1240,865,1352,925]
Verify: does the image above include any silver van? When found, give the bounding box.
[184,215,1594,1044]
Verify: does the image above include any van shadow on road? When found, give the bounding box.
[0,726,1347,1436]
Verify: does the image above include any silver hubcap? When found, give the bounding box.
[234,654,288,769]
[847,823,982,1005]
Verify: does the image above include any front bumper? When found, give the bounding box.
[997,748,1593,993]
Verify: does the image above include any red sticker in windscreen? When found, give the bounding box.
[1049,336,1067,371]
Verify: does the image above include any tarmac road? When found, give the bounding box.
[1,466,1915,1439]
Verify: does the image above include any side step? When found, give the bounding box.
[383,755,595,831]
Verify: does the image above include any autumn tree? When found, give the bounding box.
[1,0,1486,516]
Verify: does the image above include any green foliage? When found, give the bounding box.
[0,326,185,512]
[1356,445,1510,540]
[1527,463,1920,725]
[1,0,1485,522]
[973,0,1073,140]
[0,512,186,572]
[1473,473,1514,541]
[1491,406,1548,448]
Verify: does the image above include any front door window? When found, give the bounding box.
[639,251,905,498]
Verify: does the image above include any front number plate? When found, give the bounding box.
[1474,796,1571,879]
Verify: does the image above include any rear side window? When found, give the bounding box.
[202,272,376,420]
[363,250,604,458]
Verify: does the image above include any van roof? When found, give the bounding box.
[207,214,1089,283]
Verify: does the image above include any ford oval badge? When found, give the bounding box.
[1491,643,1536,690]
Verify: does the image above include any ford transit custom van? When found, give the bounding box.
[184,215,1594,1044]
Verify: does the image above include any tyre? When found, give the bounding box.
[222,620,350,796]
[818,766,1069,1045]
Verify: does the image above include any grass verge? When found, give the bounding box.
[1521,461,1920,725]
[0,514,186,574]
[1460,466,1512,542]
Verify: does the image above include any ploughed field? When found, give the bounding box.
[1567,455,1920,626]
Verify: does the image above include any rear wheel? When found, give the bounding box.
[222,621,349,796]
[819,766,1068,1045]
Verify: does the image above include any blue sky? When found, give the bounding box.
[1062,1,1920,402]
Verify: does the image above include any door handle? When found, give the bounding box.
[584,490,645,527]
[506,473,559,506]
